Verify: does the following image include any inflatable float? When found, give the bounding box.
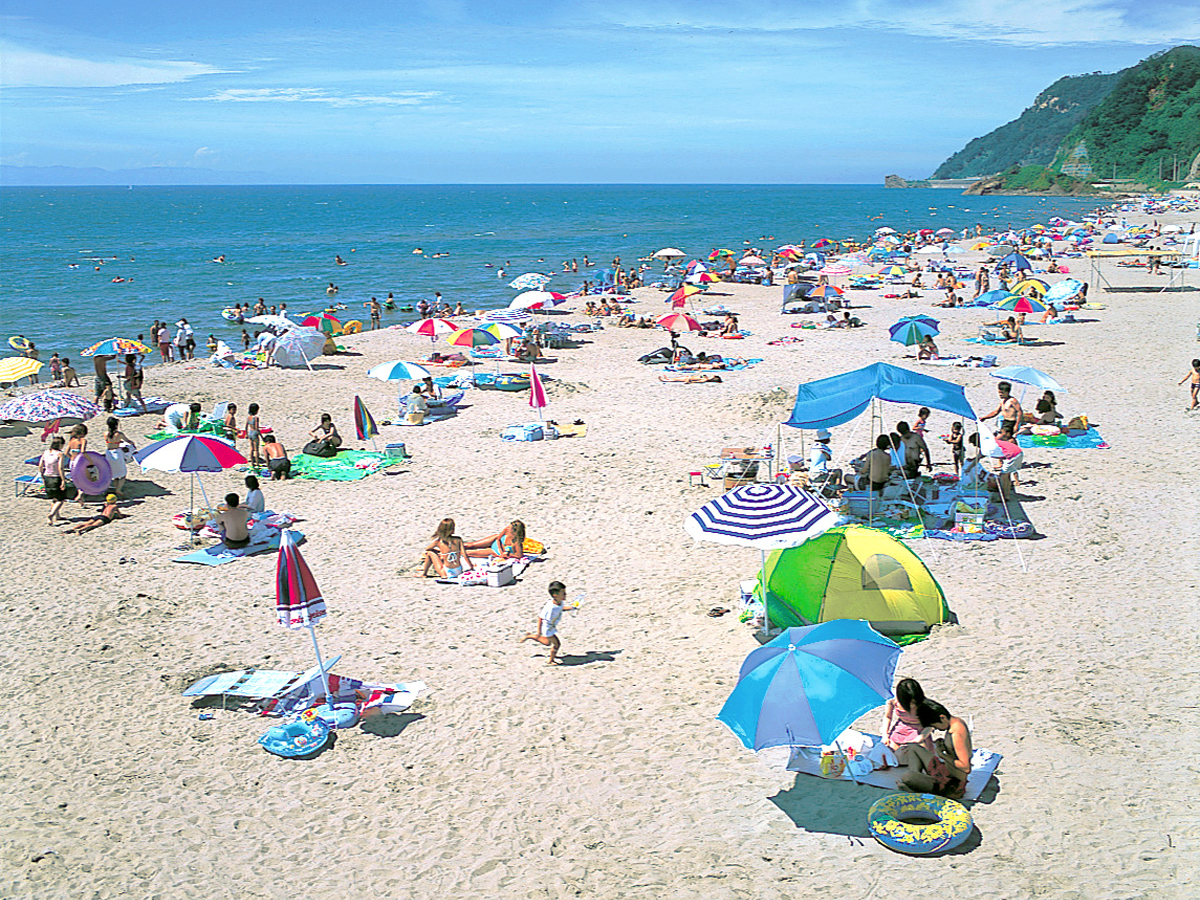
[867,792,973,855]
[258,713,332,759]
[342,320,363,334]
[71,451,112,496]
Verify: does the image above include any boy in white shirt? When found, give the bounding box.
[520,581,577,665]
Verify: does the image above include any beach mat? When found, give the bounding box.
[1017,427,1107,450]
[555,423,588,438]
[174,530,301,565]
[290,450,397,481]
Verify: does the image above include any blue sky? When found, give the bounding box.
[2,0,1198,182]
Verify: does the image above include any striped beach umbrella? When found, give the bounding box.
[1010,278,1049,298]
[481,322,525,340]
[510,290,561,311]
[529,362,548,421]
[81,337,155,357]
[0,389,100,425]
[406,318,457,342]
[446,327,501,349]
[0,356,43,382]
[366,360,432,382]
[708,248,735,260]
[685,484,837,631]
[135,434,246,516]
[889,316,940,347]
[353,395,378,446]
[808,284,844,298]
[657,312,702,332]
[993,293,1049,314]
[301,313,342,334]
[275,529,335,716]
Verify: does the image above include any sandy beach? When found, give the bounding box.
[2,209,1198,900]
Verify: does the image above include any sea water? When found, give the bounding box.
[0,184,1104,360]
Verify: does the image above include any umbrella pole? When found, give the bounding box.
[760,548,770,634]
[306,622,334,702]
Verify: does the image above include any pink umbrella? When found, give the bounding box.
[405,318,457,344]
[529,362,548,421]
[657,312,702,332]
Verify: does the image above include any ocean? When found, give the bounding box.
[0,184,1106,362]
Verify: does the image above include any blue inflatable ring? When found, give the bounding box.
[868,792,973,855]
[71,451,112,496]
[258,717,332,758]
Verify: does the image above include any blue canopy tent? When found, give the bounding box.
[784,362,977,430]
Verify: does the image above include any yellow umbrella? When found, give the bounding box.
[1010,278,1049,297]
[0,357,43,381]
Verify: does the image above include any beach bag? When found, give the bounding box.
[1066,415,1088,434]
[303,439,338,458]
[638,347,673,365]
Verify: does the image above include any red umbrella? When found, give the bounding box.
[657,313,702,332]
[405,318,457,343]
[275,530,337,718]
[301,313,342,334]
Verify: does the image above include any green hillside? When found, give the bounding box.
[933,72,1121,178]
[1052,45,1200,183]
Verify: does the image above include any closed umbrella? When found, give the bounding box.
[717,620,902,750]
[684,484,837,632]
[529,362,548,422]
[353,396,378,448]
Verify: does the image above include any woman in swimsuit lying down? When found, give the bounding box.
[464,519,526,560]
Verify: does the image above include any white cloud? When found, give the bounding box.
[594,0,1200,47]
[0,43,226,87]
[191,88,444,107]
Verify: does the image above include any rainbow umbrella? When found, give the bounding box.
[0,357,43,383]
[1011,278,1049,298]
[81,337,154,357]
[878,265,907,278]
[688,271,720,284]
[811,238,837,250]
[668,284,705,309]
[657,312,702,332]
[406,318,457,343]
[446,327,501,349]
[993,294,1048,314]
[481,322,524,340]
[352,395,378,448]
[808,284,844,298]
[301,314,342,335]
[708,248,735,260]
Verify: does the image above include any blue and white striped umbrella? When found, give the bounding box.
[367,359,433,382]
[685,484,837,631]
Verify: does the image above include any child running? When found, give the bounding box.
[1180,359,1200,411]
[520,581,578,665]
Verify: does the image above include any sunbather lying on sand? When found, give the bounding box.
[660,373,722,383]
[465,520,527,560]
[62,493,125,534]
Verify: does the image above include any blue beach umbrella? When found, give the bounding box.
[1043,279,1084,304]
[888,315,939,347]
[717,620,902,750]
[976,289,1019,306]
[367,360,433,382]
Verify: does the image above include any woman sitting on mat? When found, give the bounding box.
[901,699,972,799]
[465,520,527,560]
[880,677,933,764]
[420,517,473,578]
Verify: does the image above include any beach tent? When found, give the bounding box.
[756,526,949,641]
[784,362,976,430]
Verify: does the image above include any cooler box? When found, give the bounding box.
[385,442,407,458]
[487,564,516,587]
[501,424,543,442]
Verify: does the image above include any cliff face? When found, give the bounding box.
[1052,46,1200,183]
[932,72,1121,179]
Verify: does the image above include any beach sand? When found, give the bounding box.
[1,211,1198,899]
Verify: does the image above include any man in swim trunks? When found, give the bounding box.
[216,493,252,548]
[92,354,115,405]
[981,381,1022,436]
[865,435,892,492]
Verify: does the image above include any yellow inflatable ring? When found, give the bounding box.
[867,792,973,855]
[342,320,363,334]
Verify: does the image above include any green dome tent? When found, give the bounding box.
[756,526,949,643]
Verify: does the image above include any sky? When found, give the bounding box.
[2,0,1199,183]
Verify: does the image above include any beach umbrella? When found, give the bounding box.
[990,365,1067,394]
[717,620,902,751]
[509,273,551,291]
[271,327,326,370]
[935,228,955,237]
[481,321,525,340]
[684,484,837,632]
[135,434,246,517]
[812,239,836,250]
[818,264,852,277]
[81,337,154,357]
[0,389,100,426]
[687,271,720,285]
[889,316,940,347]
[653,247,686,260]
[366,360,433,382]
[275,529,338,722]
[878,265,907,277]
[406,318,457,343]
[446,327,501,349]
[301,313,342,334]
[685,260,709,273]
[1010,278,1049,298]
[667,284,705,309]
[993,293,1048,314]
[708,248,735,260]
[999,252,1032,272]
[352,395,378,448]
[480,308,533,325]
[246,314,299,331]
[657,312,702,332]
[808,284,844,298]
[1044,279,1084,304]
[0,357,43,383]
[529,362,548,422]
[874,227,896,235]
[510,290,561,311]
[738,255,768,267]
[976,289,1018,306]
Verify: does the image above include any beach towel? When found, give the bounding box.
[1017,427,1108,449]
[113,397,172,417]
[259,674,426,718]
[786,730,1002,802]
[290,450,397,481]
[174,529,303,565]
